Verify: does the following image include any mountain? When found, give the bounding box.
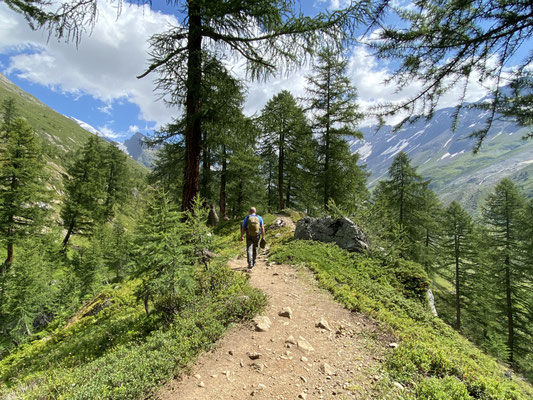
[0,73,148,177]
[122,132,158,168]
[350,105,533,212]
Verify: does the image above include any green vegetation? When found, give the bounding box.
[269,238,533,399]
[0,215,265,400]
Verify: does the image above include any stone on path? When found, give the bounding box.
[285,335,297,345]
[198,381,205,388]
[297,336,314,352]
[278,307,293,319]
[253,316,271,332]
[247,352,262,360]
[298,392,307,399]
[320,363,335,376]
[316,317,331,331]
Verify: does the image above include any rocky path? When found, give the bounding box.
[158,220,391,400]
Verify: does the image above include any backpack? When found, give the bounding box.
[247,215,260,237]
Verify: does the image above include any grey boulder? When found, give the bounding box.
[294,216,369,252]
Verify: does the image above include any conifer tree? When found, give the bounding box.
[259,90,309,210]
[132,189,192,316]
[305,46,363,210]
[372,152,427,261]
[61,136,106,247]
[102,143,130,220]
[482,178,528,363]
[0,99,49,270]
[440,201,476,331]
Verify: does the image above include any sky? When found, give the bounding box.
[0,0,501,143]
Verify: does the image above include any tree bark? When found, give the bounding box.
[181,1,203,212]
[324,68,331,210]
[455,231,461,331]
[201,129,211,203]
[62,218,76,248]
[505,193,514,363]
[219,144,228,220]
[279,128,285,210]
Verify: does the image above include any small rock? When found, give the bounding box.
[298,393,307,399]
[297,336,315,352]
[247,352,262,360]
[278,307,293,319]
[250,362,264,372]
[211,374,218,378]
[316,317,332,331]
[194,374,201,380]
[393,382,404,390]
[285,335,297,345]
[389,342,398,348]
[198,381,205,388]
[320,363,335,375]
[300,376,307,383]
[253,316,272,332]
[301,356,308,362]
[257,383,266,390]
[228,350,234,355]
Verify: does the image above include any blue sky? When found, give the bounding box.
[0,0,513,143]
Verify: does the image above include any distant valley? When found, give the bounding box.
[351,105,533,213]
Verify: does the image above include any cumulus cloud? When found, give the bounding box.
[128,124,140,133]
[0,1,177,127]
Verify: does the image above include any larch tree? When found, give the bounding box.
[102,143,130,221]
[440,201,476,331]
[61,136,106,247]
[482,178,528,363]
[259,90,309,211]
[305,46,362,210]
[0,99,50,270]
[368,0,533,150]
[7,0,367,212]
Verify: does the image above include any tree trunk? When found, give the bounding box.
[455,232,461,331]
[219,145,227,220]
[181,1,203,212]
[324,68,331,210]
[286,176,291,209]
[267,159,273,212]
[201,129,211,203]
[62,218,76,247]
[279,129,285,210]
[505,196,514,363]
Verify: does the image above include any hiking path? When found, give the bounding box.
[158,216,392,400]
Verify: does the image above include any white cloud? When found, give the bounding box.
[128,124,140,133]
[98,125,121,140]
[98,103,113,115]
[0,1,177,127]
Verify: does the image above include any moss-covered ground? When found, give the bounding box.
[0,217,266,400]
[268,236,533,399]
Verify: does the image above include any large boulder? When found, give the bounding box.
[294,216,369,252]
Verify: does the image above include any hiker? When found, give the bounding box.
[240,207,265,269]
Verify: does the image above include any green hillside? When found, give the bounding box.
[0,73,147,178]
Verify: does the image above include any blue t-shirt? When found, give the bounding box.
[242,214,264,235]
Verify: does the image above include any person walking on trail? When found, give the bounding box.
[241,207,265,269]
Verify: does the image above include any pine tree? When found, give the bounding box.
[440,201,476,331]
[369,0,533,149]
[305,46,363,210]
[372,152,428,261]
[482,178,527,363]
[102,143,130,220]
[0,99,50,270]
[259,90,309,211]
[132,189,192,316]
[61,136,106,247]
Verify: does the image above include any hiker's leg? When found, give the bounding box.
[246,236,254,268]
[252,236,259,266]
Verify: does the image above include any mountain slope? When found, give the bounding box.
[0,73,147,175]
[351,106,533,212]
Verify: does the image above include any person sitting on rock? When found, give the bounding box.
[240,207,265,269]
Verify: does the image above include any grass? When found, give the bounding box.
[268,238,533,399]
[0,218,266,400]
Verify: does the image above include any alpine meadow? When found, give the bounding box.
[1,1,533,399]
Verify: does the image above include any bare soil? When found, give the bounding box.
[158,218,391,400]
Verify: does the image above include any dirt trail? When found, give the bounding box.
[158,218,390,399]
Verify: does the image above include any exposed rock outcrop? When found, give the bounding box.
[294,216,369,252]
